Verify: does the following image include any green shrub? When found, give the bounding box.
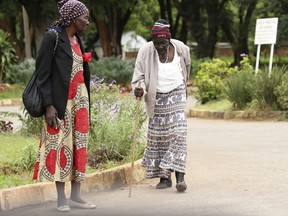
[0,30,18,83]
[190,58,212,79]
[89,57,135,87]
[194,58,237,104]
[10,58,35,85]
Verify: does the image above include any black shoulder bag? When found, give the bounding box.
[22,29,59,117]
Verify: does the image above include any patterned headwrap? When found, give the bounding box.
[53,0,88,27]
[151,19,171,40]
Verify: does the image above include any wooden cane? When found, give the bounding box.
[129,84,141,197]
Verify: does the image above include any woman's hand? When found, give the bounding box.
[45,105,59,129]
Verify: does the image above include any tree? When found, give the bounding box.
[263,0,288,48]
[0,0,25,61]
[87,0,138,58]
[174,0,230,58]
[158,0,184,41]
[221,0,258,66]
[19,0,57,57]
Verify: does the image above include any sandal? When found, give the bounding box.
[69,199,96,209]
[57,205,70,212]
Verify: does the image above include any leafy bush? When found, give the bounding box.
[275,73,288,111]
[190,58,212,80]
[10,58,35,85]
[89,57,135,87]
[0,30,18,83]
[194,58,237,104]
[88,76,147,168]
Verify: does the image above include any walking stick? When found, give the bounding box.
[129,83,141,197]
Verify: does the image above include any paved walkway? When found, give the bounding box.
[1,117,288,216]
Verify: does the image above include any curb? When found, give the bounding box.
[189,109,286,120]
[0,99,22,107]
[0,160,145,212]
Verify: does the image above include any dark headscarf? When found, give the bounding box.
[151,19,171,40]
[53,0,88,27]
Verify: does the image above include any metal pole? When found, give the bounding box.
[255,44,261,74]
[269,44,275,77]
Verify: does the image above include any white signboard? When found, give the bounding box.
[254,18,278,45]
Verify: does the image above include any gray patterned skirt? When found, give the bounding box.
[141,83,187,179]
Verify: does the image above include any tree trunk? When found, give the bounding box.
[0,17,25,61]
[221,0,258,66]
[95,19,113,57]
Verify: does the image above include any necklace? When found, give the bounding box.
[165,45,170,63]
[69,36,77,45]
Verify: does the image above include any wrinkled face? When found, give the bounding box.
[74,11,89,33]
[153,38,169,55]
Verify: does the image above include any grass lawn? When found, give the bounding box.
[0,133,132,189]
[0,134,39,189]
[0,84,24,99]
[194,99,233,111]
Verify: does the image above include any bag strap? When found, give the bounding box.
[48,28,59,54]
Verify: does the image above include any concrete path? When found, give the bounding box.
[1,118,288,216]
[0,106,23,132]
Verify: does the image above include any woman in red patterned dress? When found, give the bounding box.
[33,0,95,212]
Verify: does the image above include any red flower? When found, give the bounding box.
[83,52,92,62]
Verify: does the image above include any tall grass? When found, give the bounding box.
[223,69,255,110]
[223,66,286,111]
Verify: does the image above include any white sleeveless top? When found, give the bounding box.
[157,42,184,93]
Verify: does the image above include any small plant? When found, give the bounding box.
[0,120,13,133]
[19,107,43,136]
[13,142,38,172]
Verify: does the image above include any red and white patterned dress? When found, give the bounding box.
[33,38,89,183]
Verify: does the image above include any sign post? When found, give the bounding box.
[254,17,278,76]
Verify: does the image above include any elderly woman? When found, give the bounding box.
[32,0,95,212]
[131,19,191,192]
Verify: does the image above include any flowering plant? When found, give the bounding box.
[83,52,92,62]
[88,76,147,167]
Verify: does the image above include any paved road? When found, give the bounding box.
[1,118,288,216]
